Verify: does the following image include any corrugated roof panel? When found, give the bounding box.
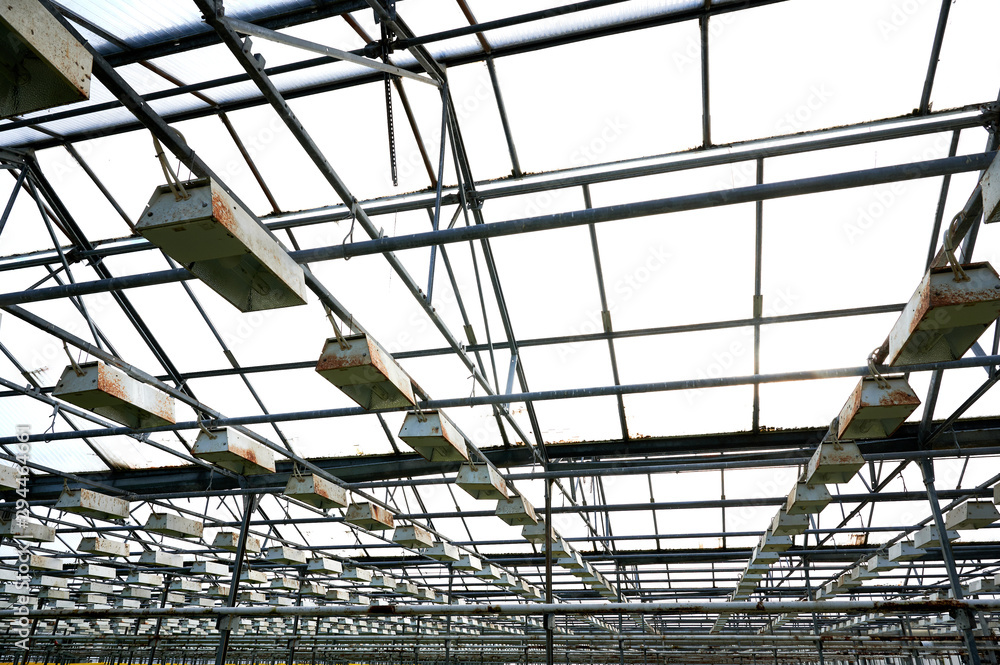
[56,0,322,53]
[57,0,209,50]
[90,433,193,470]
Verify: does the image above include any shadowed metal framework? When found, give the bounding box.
[0,1,999,665]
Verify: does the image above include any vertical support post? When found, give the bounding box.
[925,131,962,270]
[446,563,454,665]
[976,613,998,665]
[918,458,981,665]
[961,121,1000,263]
[699,6,711,149]
[753,157,764,432]
[583,184,628,439]
[148,574,174,665]
[485,58,522,178]
[803,555,825,665]
[216,493,258,665]
[545,476,554,665]
[427,85,450,305]
[721,467,727,550]
[0,166,28,238]
[919,0,953,115]
[286,569,304,665]
[902,616,924,665]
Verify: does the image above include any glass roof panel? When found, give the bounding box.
[711,0,939,145]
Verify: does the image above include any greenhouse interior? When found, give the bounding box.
[1,0,1000,664]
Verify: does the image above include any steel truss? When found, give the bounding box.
[0,1,999,664]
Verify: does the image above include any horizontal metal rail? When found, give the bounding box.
[10,599,1000,620]
[0,151,992,308]
[220,17,439,86]
[4,354,999,446]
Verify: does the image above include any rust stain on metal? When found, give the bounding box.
[367,338,390,377]
[96,365,128,403]
[930,287,1000,307]
[211,190,239,236]
[367,604,397,615]
[876,389,920,407]
[240,445,259,469]
[908,282,931,336]
[316,349,370,372]
[151,396,175,423]
[370,504,394,528]
[841,383,862,420]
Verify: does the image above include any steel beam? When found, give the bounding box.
[6,354,1000,448]
[12,598,1000,620]
[0,107,986,273]
[0,151,992,308]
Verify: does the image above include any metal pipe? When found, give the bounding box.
[0,300,906,389]
[12,599,1000,620]
[699,10,711,148]
[147,574,173,665]
[7,355,1000,447]
[919,0,953,115]
[545,477,554,665]
[0,166,27,237]
[426,86,449,303]
[925,130,961,269]
[216,494,258,665]
[12,0,799,152]
[0,107,985,274]
[289,151,997,262]
[1,151,992,309]
[753,156,764,432]
[220,17,438,86]
[485,58,522,177]
[583,184,628,439]
[918,458,981,665]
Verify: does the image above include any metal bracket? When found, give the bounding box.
[601,309,613,334]
[373,0,397,24]
[216,615,243,631]
[502,353,518,411]
[982,102,1000,121]
[951,608,974,631]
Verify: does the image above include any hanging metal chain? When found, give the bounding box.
[381,22,398,187]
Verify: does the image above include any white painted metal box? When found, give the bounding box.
[283,473,347,510]
[316,334,415,410]
[392,524,433,549]
[79,536,129,557]
[945,499,999,530]
[837,376,920,440]
[495,496,538,526]
[455,463,508,500]
[56,488,130,520]
[192,427,275,476]
[144,513,203,539]
[0,0,92,118]
[136,178,307,311]
[887,262,1000,367]
[345,502,394,531]
[398,410,469,462]
[804,441,864,485]
[53,360,175,429]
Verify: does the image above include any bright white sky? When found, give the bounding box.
[0,0,999,581]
